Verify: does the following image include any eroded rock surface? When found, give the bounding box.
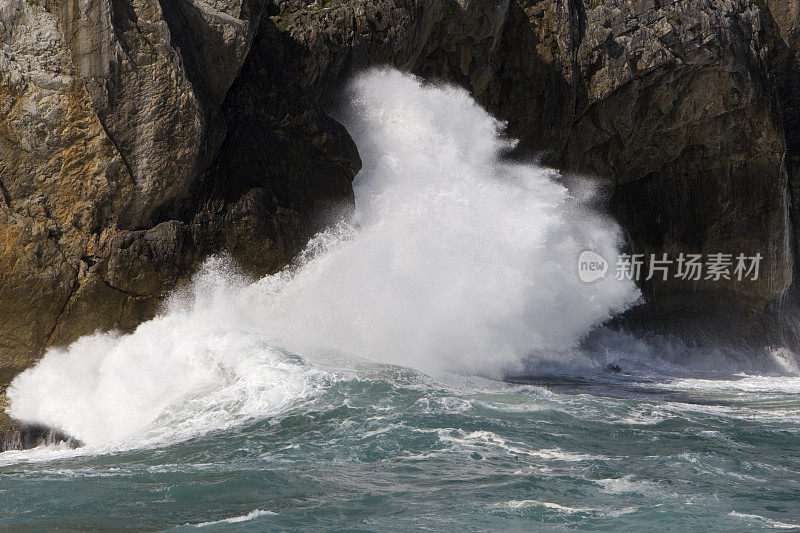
[0,0,359,396]
[275,0,795,332]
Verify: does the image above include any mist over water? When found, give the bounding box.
[7,69,640,446]
[249,70,641,375]
[4,69,800,532]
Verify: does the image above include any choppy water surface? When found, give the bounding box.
[2,365,800,531]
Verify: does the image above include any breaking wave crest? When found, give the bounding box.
[7,69,640,446]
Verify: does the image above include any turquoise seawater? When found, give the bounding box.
[2,364,799,531]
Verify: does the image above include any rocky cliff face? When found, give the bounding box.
[0,0,359,397]
[275,0,796,334]
[1,0,800,432]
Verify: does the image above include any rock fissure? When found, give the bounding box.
[0,172,12,209]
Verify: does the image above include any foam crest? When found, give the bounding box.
[7,68,638,445]
[246,69,639,376]
[8,260,328,446]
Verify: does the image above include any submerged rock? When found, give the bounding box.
[0,396,80,452]
[0,419,80,453]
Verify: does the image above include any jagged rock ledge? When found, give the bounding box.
[0,414,80,453]
[0,394,80,452]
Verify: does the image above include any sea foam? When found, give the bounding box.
[7,69,639,446]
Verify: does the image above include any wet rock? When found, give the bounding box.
[0,419,80,453]
[0,395,80,452]
[0,0,359,394]
[274,0,795,335]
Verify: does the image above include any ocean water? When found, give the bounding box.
[2,69,799,531]
[2,366,800,531]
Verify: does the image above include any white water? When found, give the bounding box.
[7,69,640,446]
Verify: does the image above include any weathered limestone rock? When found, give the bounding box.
[0,0,359,401]
[191,12,360,276]
[275,0,794,332]
[42,0,264,227]
[565,1,790,333]
[0,0,134,386]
